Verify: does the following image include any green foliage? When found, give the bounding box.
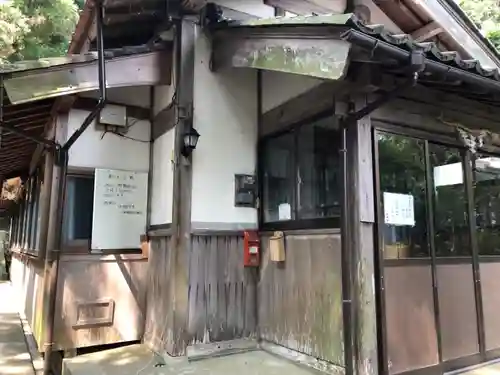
[0,0,81,63]
[459,0,500,51]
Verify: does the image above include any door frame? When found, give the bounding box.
[372,122,488,375]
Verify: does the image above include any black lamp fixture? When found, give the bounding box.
[181,127,200,157]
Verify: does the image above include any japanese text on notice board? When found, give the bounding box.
[383,192,415,226]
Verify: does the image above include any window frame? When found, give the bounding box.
[62,170,142,255]
[8,171,42,253]
[373,122,491,265]
[258,110,341,231]
[62,171,95,253]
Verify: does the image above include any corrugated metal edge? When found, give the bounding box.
[0,42,169,75]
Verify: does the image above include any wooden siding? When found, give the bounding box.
[187,234,257,344]
[143,235,176,355]
[53,253,147,350]
[259,231,344,366]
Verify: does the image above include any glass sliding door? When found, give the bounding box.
[474,154,500,353]
[376,132,439,374]
[375,128,484,375]
[428,144,479,361]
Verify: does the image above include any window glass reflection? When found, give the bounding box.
[474,155,500,255]
[297,119,340,219]
[63,175,94,241]
[378,133,429,258]
[429,145,471,257]
[262,132,296,222]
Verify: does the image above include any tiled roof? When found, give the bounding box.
[219,13,500,86]
[345,15,500,81]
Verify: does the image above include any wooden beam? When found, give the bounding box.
[411,21,443,42]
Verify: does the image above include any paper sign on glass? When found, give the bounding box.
[383,192,415,226]
[278,203,291,221]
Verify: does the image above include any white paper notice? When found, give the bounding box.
[278,203,291,221]
[383,192,415,226]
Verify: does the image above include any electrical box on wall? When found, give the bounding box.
[234,174,257,208]
[99,104,127,127]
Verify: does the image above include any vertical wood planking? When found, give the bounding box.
[258,232,344,366]
[144,236,176,355]
[347,95,378,375]
[187,234,257,344]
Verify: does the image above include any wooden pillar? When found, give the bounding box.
[346,95,378,375]
[37,147,55,260]
[167,16,196,356]
[41,113,66,353]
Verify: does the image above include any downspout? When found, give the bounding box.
[42,0,107,373]
[339,50,424,375]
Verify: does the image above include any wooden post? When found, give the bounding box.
[168,16,196,356]
[346,95,378,375]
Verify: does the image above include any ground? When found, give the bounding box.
[0,281,37,375]
[2,279,500,375]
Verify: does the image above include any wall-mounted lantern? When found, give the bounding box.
[181,127,200,157]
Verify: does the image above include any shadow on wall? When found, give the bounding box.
[55,255,147,352]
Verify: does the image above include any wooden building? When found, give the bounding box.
[4,1,500,375]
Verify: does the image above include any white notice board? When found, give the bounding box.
[383,192,415,227]
[92,169,148,250]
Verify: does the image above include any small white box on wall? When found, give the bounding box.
[99,104,127,127]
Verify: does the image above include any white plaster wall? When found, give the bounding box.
[150,129,175,225]
[66,109,150,172]
[191,26,258,228]
[79,86,152,108]
[261,70,323,113]
[153,85,176,117]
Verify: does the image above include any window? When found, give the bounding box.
[63,175,94,244]
[9,173,42,252]
[261,115,340,228]
[429,144,471,257]
[378,133,429,258]
[474,154,500,255]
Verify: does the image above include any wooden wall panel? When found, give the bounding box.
[480,262,500,351]
[258,231,343,366]
[187,234,257,344]
[54,253,148,350]
[143,236,176,355]
[385,265,439,374]
[436,264,479,361]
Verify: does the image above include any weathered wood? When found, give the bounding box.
[162,18,196,357]
[355,67,500,127]
[37,148,55,260]
[143,235,176,355]
[260,341,344,375]
[258,232,343,366]
[410,21,443,42]
[372,96,500,135]
[346,95,378,375]
[53,253,148,350]
[187,234,257,344]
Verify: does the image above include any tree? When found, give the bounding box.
[0,0,81,63]
[459,0,500,51]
